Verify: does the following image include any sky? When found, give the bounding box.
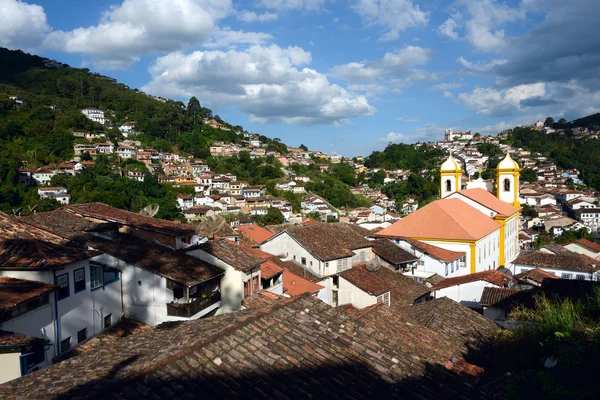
[1,0,599,157]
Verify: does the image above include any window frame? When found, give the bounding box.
[60,337,71,354]
[73,267,86,293]
[561,273,572,279]
[104,314,112,329]
[55,273,70,301]
[77,328,87,344]
[576,274,586,281]
[90,264,103,291]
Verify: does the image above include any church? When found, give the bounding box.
[377,153,522,274]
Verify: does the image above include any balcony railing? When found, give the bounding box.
[166,291,221,318]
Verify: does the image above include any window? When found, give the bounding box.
[445,263,448,276]
[104,314,112,329]
[60,337,71,353]
[310,261,313,266]
[359,251,367,262]
[90,264,103,290]
[451,262,454,273]
[576,274,586,280]
[376,292,390,306]
[74,268,86,293]
[56,274,69,300]
[301,257,306,266]
[445,179,452,193]
[336,258,349,272]
[561,273,572,279]
[293,255,296,261]
[504,178,511,192]
[77,328,87,343]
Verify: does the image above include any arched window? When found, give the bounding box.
[446,179,452,192]
[504,178,511,192]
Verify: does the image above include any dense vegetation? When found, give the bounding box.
[364,143,445,172]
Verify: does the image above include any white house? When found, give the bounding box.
[118,123,135,137]
[31,168,55,186]
[394,237,465,279]
[81,107,106,125]
[37,187,70,205]
[512,250,600,281]
[563,239,600,259]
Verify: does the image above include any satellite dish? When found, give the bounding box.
[366,259,381,272]
[197,215,226,238]
[139,204,160,217]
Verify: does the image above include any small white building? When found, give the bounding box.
[37,187,70,204]
[81,108,106,125]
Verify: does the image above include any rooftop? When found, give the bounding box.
[513,250,598,272]
[197,239,264,273]
[339,264,393,296]
[370,239,418,265]
[362,265,432,308]
[0,330,45,348]
[514,267,560,284]
[390,237,465,262]
[431,270,514,290]
[88,236,223,287]
[283,271,324,296]
[377,199,501,241]
[456,188,521,217]
[237,224,274,245]
[0,238,99,270]
[21,209,115,241]
[241,291,284,309]
[479,287,521,307]
[0,277,57,312]
[572,238,600,253]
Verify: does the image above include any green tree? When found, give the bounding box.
[255,207,285,226]
[187,96,202,127]
[520,168,538,182]
[544,117,555,127]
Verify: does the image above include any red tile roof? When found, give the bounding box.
[479,287,520,307]
[456,188,521,216]
[573,238,600,253]
[0,277,57,312]
[377,199,501,241]
[514,251,599,272]
[241,291,284,309]
[339,264,393,296]
[389,237,464,262]
[0,330,45,348]
[283,271,324,296]
[432,270,514,290]
[237,224,274,244]
[514,267,560,284]
[197,239,264,273]
[260,259,284,279]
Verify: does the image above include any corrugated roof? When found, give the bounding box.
[377,199,501,241]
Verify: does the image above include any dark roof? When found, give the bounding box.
[0,277,57,312]
[339,264,393,296]
[513,250,598,272]
[387,237,465,262]
[365,266,432,308]
[241,291,284,309]
[0,330,45,348]
[195,219,238,238]
[514,268,560,284]
[87,236,223,286]
[21,210,114,241]
[371,239,418,265]
[432,271,514,290]
[282,223,372,261]
[480,287,521,307]
[427,274,446,285]
[198,239,264,272]
[0,294,500,400]
[0,212,64,244]
[398,297,500,357]
[65,203,197,237]
[279,260,322,283]
[0,239,99,270]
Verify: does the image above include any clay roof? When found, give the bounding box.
[392,237,464,262]
[279,260,322,283]
[432,270,514,290]
[0,238,99,270]
[0,277,57,312]
[21,210,115,241]
[0,330,45,348]
[370,239,418,265]
[65,203,197,237]
[377,199,501,241]
[280,223,372,261]
[87,236,223,286]
[242,291,284,309]
[0,294,502,399]
[572,238,600,253]
[283,271,324,296]
[457,188,521,216]
[480,287,521,307]
[0,212,64,244]
[237,224,274,244]
[194,219,238,238]
[340,264,393,296]
[198,239,263,273]
[513,251,598,272]
[514,267,560,284]
[260,259,284,279]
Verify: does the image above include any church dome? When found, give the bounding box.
[440,155,462,172]
[496,153,520,171]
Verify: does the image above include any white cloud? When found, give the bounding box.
[43,0,234,69]
[457,56,507,72]
[259,0,325,11]
[0,0,50,50]
[331,46,436,92]
[438,18,459,40]
[457,82,546,116]
[473,114,545,135]
[347,83,389,96]
[397,116,418,123]
[376,132,408,143]
[203,27,273,48]
[457,0,525,52]
[142,44,375,125]
[236,10,277,22]
[352,0,428,41]
[443,91,454,98]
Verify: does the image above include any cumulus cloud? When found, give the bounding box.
[331,46,436,92]
[431,82,462,91]
[0,0,50,50]
[397,116,418,123]
[142,44,375,125]
[438,18,459,40]
[457,56,507,73]
[42,0,233,69]
[352,0,428,41]
[203,27,273,48]
[236,10,277,22]
[457,82,546,116]
[376,132,408,143]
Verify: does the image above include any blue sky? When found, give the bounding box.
[1,0,599,157]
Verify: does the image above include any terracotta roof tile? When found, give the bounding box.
[432,270,515,290]
[260,259,284,279]
[0,330,45,348]
[514,267,560,284]
[21,210,115,241]
[340,264,393,296]
[197,239,264,273]
[237,224,274,245]
[383,237,465,262]
[573,238,600,253]
[279,260,322,283]
[283,271,324,296]
[456,188,521,216]
[0,239,99,270]
[0,277,57,312]
[241,291,284,309]
[377,199,501,241]
[370,239,418,265]
[514,250,599,272]
[480,287,520,307]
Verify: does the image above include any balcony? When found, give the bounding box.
[166,291,221,318]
